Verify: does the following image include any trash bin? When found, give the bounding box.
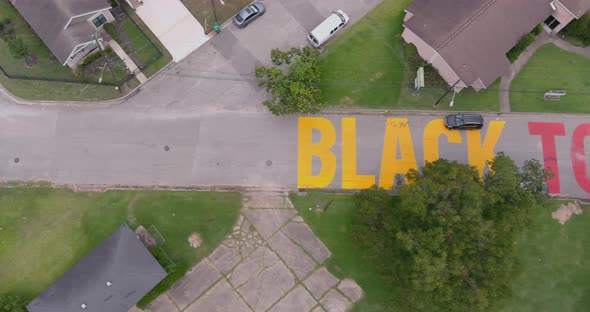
[213,23,221,34]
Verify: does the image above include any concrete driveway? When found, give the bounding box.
[127,0,381,113]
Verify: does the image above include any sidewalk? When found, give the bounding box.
[108,41,148,83]
[499,32,590,113]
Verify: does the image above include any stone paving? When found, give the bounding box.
[137,192,363,312]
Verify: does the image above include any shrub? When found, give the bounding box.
[507,33,536,62]
[0,295,27,312]
[8,38,28,58]
[531,23,544,36]
[563,14,590,46]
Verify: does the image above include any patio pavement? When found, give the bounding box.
[135,192,363,312]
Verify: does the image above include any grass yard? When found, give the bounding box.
[0,187,241,304]
[510,44,590,114]
[181,0,252,33]
[290,192,396,312]
[117,9,172,78]
[291,192,590,312]
[318,0,500,111]
[499,200,590,312]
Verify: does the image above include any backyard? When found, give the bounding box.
[181,0,252,33]
[510,44,590,114]
[291,192,590,312]
[317,0,500,111]
[0,187,241,307]
[0,0,170,101]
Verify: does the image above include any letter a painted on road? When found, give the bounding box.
[298,117,337,188]
[378,118,417,190]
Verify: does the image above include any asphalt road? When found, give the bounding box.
[0,0,589,198]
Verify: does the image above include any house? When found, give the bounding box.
[26,224,167,312]
[402,0,590,92]
[125,0,144,10]
[10,0,115,68]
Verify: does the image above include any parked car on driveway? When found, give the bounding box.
[307,10,349,48]
[233,2,265,28]
[444,113,484,130]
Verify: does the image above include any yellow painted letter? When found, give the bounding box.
[423,119,462,164]
[342,118,375,189]
[298,117,337,188]
[378,118,418,190]
[467,121,506,177]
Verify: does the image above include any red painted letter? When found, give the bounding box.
[572,124,590,194]
[528,122,565,194]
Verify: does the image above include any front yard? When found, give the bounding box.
[0,0,170,101]
[510,44,590,114]
[0,187,241,307]
[291,192,590,312]
[318,0,500,111]
[181,0,252,33]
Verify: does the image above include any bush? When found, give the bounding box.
[8,38,28,58]
[563,14,590,46]
[103,23,121,43]
[136,247,189,309]
[531,23,544,36]
[507,33,536,62]
[0,295,27,312]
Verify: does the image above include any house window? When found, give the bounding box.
[92,14,108,28]
[544,16,560,30]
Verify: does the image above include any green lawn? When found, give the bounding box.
[318,0,500,111]
[0,188,241,303]
[510,44,590,113]
[499,200,590,312]
[117,11,172,78]
[291,192,590,311]
[290,192,396,312]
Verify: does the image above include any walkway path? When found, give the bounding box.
[134,192,363,312]
[499,32,590,113]
[109,41,148,83]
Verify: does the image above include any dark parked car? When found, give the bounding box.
[444,113,484,130]
[233,2,265,28]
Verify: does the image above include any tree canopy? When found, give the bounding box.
[353,154,548,311]
[0,295,27,312]
[255,47,321,115]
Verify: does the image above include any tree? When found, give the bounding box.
[0,295,27,312]
[8,38,28,59]
[352,155,548,311]
[255,47,321,115]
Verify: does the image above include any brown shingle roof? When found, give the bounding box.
[10,0,111,64]
[405,0,555,87]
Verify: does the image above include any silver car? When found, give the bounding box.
[233,2,266,28]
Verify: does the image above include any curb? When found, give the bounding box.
[0,60,175,108]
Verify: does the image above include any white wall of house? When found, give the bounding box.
[550,1,577,33]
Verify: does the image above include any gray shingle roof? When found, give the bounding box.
[404,0,589,87]
[10,0,111,64]
[27,224,167,312]
[560,0,590,17]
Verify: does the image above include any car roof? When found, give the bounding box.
[310,10,349,41]
[457,114,483,123]
[239,5,257,18]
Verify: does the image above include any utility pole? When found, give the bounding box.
[434,79,461,107]
[92,33,120,92]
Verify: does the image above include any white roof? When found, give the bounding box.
[310,11,348,41]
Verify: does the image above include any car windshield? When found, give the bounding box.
[455,115,465,126]
[335,12,346,23]
[250,5,259,13]
[235,14,244,22]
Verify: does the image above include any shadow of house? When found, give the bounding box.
[10,0,116,68]
[26,224,167,312]
[402,0,590,92]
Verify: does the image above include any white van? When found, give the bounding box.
[307,10,350,48]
